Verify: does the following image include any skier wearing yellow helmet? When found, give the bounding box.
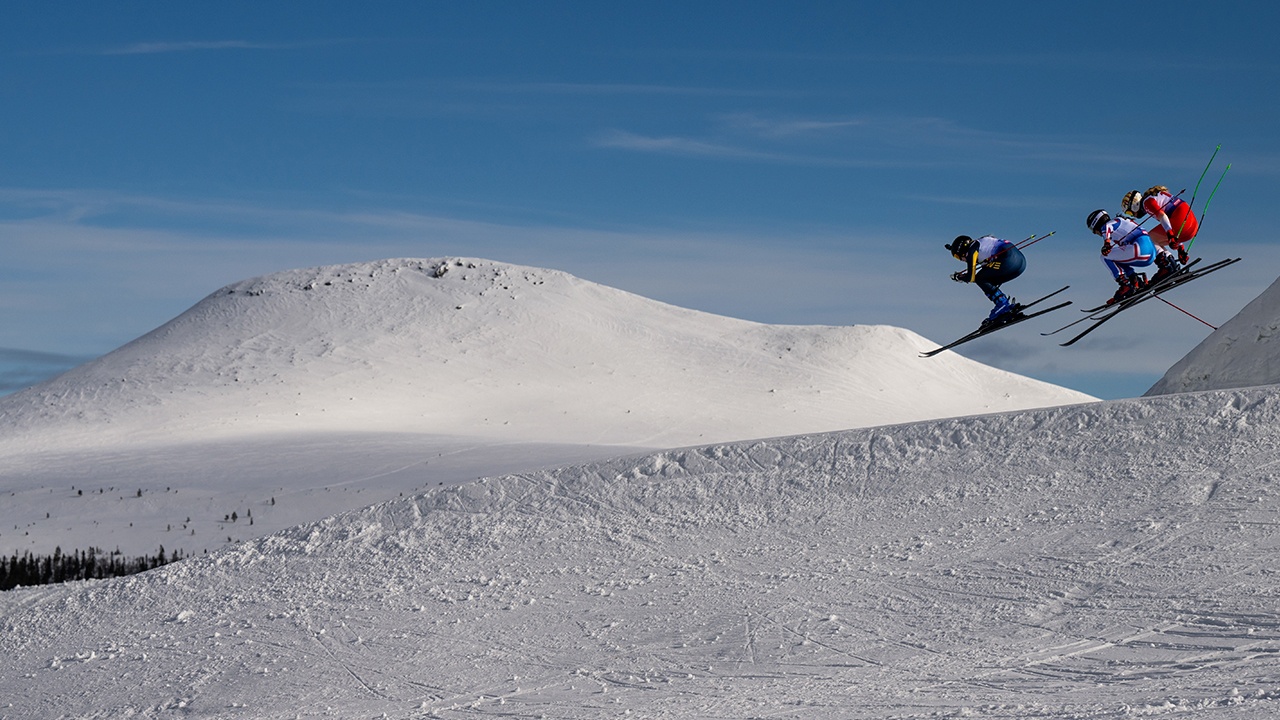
[1122,185,1198,268]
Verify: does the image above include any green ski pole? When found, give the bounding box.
[1176,145,1220,242]
[1186,163,1229,253]
[1188,144,1220,209]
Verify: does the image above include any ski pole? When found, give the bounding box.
[1188,144,1221,209]
[1154,295,1217,330]
[1170,144,1219,244]
[1186,163,1230,253]
[1199,163,1230,220]
[979,231,1053,266]
[1015,231,1055,250]
[969,232,1051,265]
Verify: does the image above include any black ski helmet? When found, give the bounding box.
[946,235,975,259]
[1087,209,1110,235]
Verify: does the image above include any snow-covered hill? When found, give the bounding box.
[3,385,1278,719]
[0,257,1093,559]
[0,257,1091,452]
[1147,275,1280,396]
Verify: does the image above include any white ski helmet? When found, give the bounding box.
[1087,209,1110,235]
[1122,189,1145,217]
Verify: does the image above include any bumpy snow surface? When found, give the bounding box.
[1147,275,1280,396]
[2,386,1279,718]
[0,258,1092,559]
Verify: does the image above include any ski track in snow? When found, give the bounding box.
[3,386,1280,718]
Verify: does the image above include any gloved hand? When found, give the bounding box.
[950,271,967,283]
[1101,241,1113,256]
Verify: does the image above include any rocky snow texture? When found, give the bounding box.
[1147,274,1280,396]
[2,386,1279,719]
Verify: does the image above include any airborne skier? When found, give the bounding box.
[1086,209,1160,304]
[945,235,1025,328]
[1122,185,1197,267]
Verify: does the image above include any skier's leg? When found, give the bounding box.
[1150,225,1172,253]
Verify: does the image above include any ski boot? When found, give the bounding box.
[981,290,1019,329]
[1150,253,1183,284]
[1106,273,1146,305]
[1170,240,1190,265]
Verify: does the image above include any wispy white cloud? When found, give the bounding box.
[94,39,359,56]
[905,193,1056,210]
[105,40,262,55]
[284,78,793,119]
[591,130,781,160]
[486,81,786,98]
[591,113,1250,176]
[722,113,867,138]
[590,129,919,167]
[0,187,911,366]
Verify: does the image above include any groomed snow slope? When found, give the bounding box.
[3,385,1278,719]
[1147,275,1280,396]
[0,257,1092,453]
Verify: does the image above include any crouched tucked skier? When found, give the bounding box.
[1086,209,1159,304]
[1123,185,1196,267]
[945,235,1026,328]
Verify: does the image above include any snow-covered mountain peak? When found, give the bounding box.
[0,257,1093,453]
[1147,274,1280,395]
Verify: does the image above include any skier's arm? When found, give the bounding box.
[1145,198,1174,233]
[950,250,978,282]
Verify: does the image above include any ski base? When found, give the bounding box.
[920,286,1072,358]
[1058,258,1240,347]
[1078,258,1204,313]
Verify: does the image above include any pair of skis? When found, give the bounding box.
[1043,257,1241,346]
[920,257,1239,357]
[918,286,1072,358]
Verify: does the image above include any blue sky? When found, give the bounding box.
[2,1,1278,399]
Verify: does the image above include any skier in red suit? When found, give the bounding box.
[1123,185,1198,268]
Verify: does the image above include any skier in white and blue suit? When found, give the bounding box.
[1086,209,1155,305]
[946,234,1025,328]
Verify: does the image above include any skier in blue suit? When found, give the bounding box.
[945,235,1025,328]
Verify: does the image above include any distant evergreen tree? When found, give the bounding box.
[0,545,184,591]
